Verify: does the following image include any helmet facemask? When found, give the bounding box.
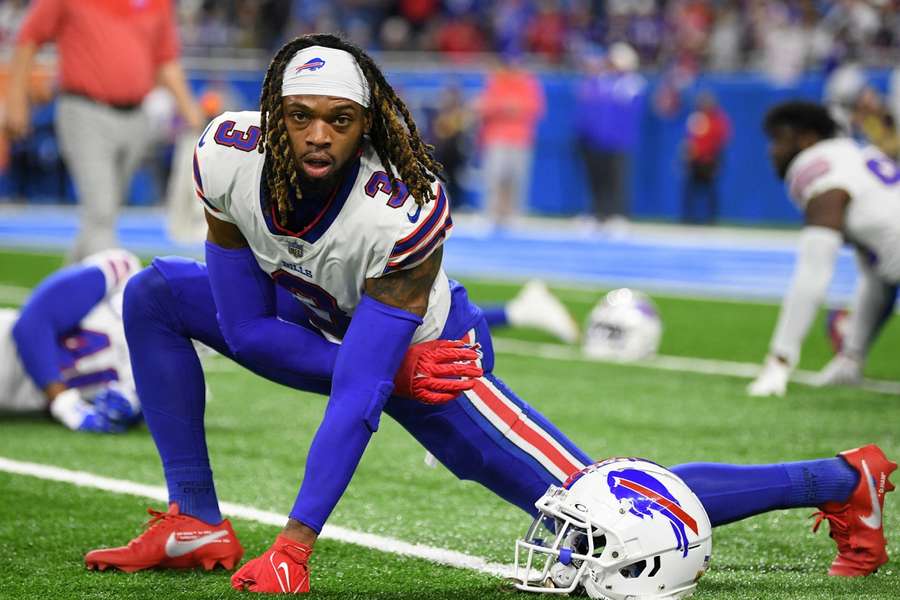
[514,459,713,600]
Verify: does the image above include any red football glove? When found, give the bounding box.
[394,339,483,405]
[231,535,312,594]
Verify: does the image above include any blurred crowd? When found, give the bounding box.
[173,1,900,75]
[1,1,896,73]
[3,0,900,230]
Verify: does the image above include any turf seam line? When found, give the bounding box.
[0,456,515,578]
[201,338,900,396]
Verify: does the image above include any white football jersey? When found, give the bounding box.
[194,111,453,344]
[786,137,900,282]
[0,249,141,411]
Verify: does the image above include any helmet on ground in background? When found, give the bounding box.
[583,289,662,361]
[513,458,712,600]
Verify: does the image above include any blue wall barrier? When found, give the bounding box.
[3,66,891,225]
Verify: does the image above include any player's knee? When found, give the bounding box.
[123,265,177,328]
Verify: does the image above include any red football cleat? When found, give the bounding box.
[85,503,243,573]
[812,444,897,576]
[231,534,312,593]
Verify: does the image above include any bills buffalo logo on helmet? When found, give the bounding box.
[295,57,326,73]
[606,468,699,557]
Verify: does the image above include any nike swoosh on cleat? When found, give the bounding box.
[164,530,229,558]
[859,459,883,530]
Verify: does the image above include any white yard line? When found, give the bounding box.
[490,338,900,397]
[0,456,514,579]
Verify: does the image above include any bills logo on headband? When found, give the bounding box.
[295,57,326,73]
[607,468,699,557]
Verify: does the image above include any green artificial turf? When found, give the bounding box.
[0,247,898,598]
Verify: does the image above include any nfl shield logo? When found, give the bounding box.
[288,241,304,258]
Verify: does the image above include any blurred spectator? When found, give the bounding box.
[52,1,900,71]
[4,0,203,262]
[435,14,488,58]
[492,0,533,56]
[708,0,745,72]
[430,85,473,210]
[477,55,545,227]
[682,91,730,224]
[0,1,884,71]
[0,0,27,47]
[753,0,817,85]
[525,0,567,64]
[575,43,646,229]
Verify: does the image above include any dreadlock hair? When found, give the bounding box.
[259,33,443,225]
[763,101,839,140]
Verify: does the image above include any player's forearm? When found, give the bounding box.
[6,42,36,103]
[12,265,107,390]
[288,294,422,533]
[43,381,67,402]
[770,227,841,364]
[157,60,202,129]
[842,270,896,358]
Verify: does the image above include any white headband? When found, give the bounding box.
[281,46,370,108]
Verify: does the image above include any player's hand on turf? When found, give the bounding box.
[814,353,863,387]
[747,356,790,397]
[49,388,126,433]
[93,384,142,426]
[231,535,312,594]
[394,339,484,405]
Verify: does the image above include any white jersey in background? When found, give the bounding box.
[0,249,141,412]
[786,137,900,283]
[194,111,453,344]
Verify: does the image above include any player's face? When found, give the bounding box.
[282,95,370,190]
[767,125,801,180]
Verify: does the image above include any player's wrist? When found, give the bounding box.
[43,381,68,402]
[281,518,318,547]
[49,388,86,429]
[765,351,795,370]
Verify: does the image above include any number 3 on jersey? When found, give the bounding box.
[213,120,261,152]
[272,270,351,339]
[365,171,410,208]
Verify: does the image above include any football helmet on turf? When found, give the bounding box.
[583,289,662,361]
[514,458,712,600]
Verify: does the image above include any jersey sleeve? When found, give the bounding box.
[786,141,864,209]
[192,112,258,224]
[80,249,142,295]
[377,181,452,277]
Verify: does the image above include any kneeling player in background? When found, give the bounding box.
[85,37,895,593]
[0,249,143,432]
[749,101,900,396]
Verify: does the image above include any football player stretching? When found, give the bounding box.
[750,101,900,396]
[85,37,895,593]
[1,249,143,432]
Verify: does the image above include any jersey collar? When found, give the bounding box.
[259,157,361,243]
